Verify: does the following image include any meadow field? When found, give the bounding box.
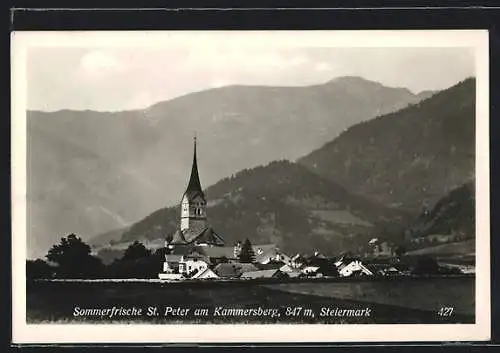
[26,276,474,324]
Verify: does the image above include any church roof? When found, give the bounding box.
[184,136,205,201]
[169,244,195,256]
[170,226,225,246]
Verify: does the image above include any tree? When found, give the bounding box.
[316,259,340,277]
[122,241,151,261]
[239,238,256,263]
[393,245,407,259]
[26,259,55,279]
[153,247,170,260]
[107,241,158,279]
[46,233,104,278]
[412,256,440,275]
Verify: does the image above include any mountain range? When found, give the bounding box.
[299,78,475,211]
[27,76,430,258]
[89,78,476,261]
[106,160,411,258]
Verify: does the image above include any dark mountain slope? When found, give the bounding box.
[108,160,410,257]
[299,78,475,211]
[408,181,475,240]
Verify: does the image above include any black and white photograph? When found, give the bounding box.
[11,30,490,343]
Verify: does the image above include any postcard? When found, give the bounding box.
[11,29,490,344]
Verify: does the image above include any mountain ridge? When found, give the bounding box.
[298,77,475,211]
[89,77,475,261]
[28,76,427,258]
[92,160,411,259]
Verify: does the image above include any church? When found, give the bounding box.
[169,136,225,247]
[158,137,293,280]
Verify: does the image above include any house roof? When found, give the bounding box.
[252,244,279,263]
[279,264,294,272]
[165,254,183,262]
[213,263,242,277]
[255,262,284,270]
[185,250,208,260]
[191,268,218,279]
[191,243,279,261]
[169,245,195,256]
[197,246,237,259]
[213,263,259,277]
[337,260,374,275]
[196,227,225,245]
[240,269,280,279]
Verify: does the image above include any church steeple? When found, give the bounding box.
[186,135,203,194]
[180,135,207,233]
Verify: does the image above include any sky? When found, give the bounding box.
[27,46,475,112]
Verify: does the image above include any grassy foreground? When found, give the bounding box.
[26,276,474,324]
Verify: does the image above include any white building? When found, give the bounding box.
[158,254,209,279]
[178,257,209,276]
[302,266,320,275]
[335,259,373,277]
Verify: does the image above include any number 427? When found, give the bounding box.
[438,307,454,316]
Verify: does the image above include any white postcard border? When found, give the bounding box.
[11,29,491,344]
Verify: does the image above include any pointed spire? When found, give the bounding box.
[186,134,203,194]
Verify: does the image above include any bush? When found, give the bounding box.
[412,256,440,275]
[26,259,55,279]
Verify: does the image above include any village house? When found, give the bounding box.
[334,256,374,277]
[301,265,320,276]
[191,267,219,280]
[290,254,307,269]
[158,253,210,280]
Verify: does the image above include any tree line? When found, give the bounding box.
[27,233,453,280]
[27,233,168,279]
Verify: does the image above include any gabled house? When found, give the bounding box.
[365,263,401,276]
[336,260,373,277]
[179,257,209,277]
[279,264,301,278]
[253,244,291,264]
[290,254,307,269]
[335,257,373,277]
[302,266,320,276]
[191,268,219,280]
[158,253,210,279]
[162,254,184,273]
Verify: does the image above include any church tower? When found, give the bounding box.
[180,136,207,232]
